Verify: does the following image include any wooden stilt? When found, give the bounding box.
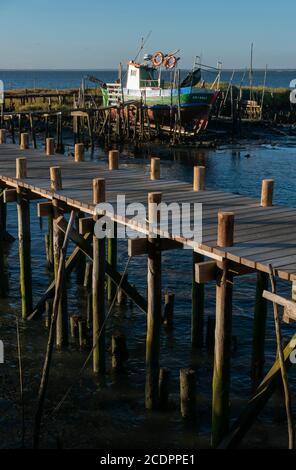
[0,189,8,297]
[75,212,86,285]
[52,198,67,349]
[145,192,162,410]
[17,187,32,319]
[107,152,118,300]
[192,251,205,348]
[0,129,6,144]
[251,272,269,387]
[180,368,196,419]
[150,157,160,180]
[261,179,274,207]
[46,213,54,269]
[92,178,106,374]
[163,292,174,329]
[212,211,234,448]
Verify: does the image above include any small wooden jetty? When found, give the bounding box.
[0,129,295,448]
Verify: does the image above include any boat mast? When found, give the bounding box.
[249,42,254,101]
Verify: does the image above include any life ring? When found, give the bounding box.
[164,55,177,69]
[152,51,164,67]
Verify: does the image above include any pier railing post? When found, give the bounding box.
[92,178,106,374]
[0,129,6,144]
[17,186,32,319]
[212,211,234,448]
[193,165,205,192]
[150,157,160,180]
[46,137,55,156]
[75,143,84,162]
[20,132,29,150]
[145,191,162,410]
[261,179,274,207]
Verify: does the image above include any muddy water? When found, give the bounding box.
[1,135,296,449]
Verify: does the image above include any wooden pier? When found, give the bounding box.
[0,132,296,448]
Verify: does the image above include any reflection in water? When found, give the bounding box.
[1,138,296,449]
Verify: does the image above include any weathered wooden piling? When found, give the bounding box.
[78,318,87,349]
[107,151,118,301]
[46,137,55,156]
[192,252,205,348]
[180,368,196,420]
[159,368,170,410]
[150,157,160,180]
[0,188,8,298]
[16,157,27,179]
[111,332,128,371]
[92,178,106,374]
[70,315,80,339]
[163,292,174,329]
[212,211,234,448]
[193,166,205,192]
[0,129,6,144]
[75,143,84,162]
[17,187,33,319]
[20,132,29,150]
[45,299,53,329]
[108,150,119,170]
[261,179,274,207]
[145,191,162,410]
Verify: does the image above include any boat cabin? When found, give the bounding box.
[126,62,159,90]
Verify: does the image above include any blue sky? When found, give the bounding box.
[0,0,295,69]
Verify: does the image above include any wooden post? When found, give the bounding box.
[84,262,92,289]
[261,179,274,207]
[108,150,119,170]
[0,129,6,144]
[212,211,234,447]
[150,157,160,180]
[20,132,29,150]
[70,315,80,339]
[16,157,27,179]
[46,213,54,270]
[75,212,86,285]
[111,332,128,371]
[52,197,68,349]
[92,178,106,374]
[107,153,118,300]
[78,318,87,349]
[50,167,62,191]
[193,166,205,191]
[251,272,269,388]
[0,190,8,297]
[180,368,196,419]
[163,292,174,328]
[75,143,84,162]
[45,299,53,329]
[46,137,55,156]
[159,368,170,410]
[145,192,162,410]
[17,188,33,319]
[192,251,205,348]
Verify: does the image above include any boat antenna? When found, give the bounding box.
[134,30,152,62]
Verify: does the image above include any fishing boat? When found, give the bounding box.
[103,51,221,133]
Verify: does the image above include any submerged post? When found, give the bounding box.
[17,187,32,319]
[92,178,106,374]
[145,191,162,410]
[212,211,234,448]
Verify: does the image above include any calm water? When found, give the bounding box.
[0,69,295,90]
[1,132,296,448]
